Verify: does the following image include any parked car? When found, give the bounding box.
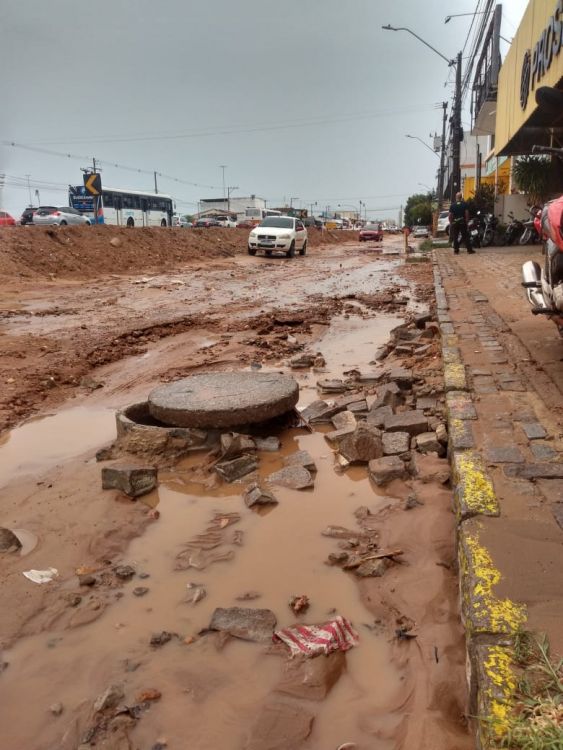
[436,210,450,235]
[248,216,307,258]
[236,219,254,229]
[20,206,38,225]
[359,223,383,242]
[214,215,237,228]
[172,214,191,227]
[0,210,16,226]
[413,225,430,239]
[33,206,91,226]
[193,217,221,228]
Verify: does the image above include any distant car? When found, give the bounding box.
[20,206,38,225]
[248,215,307,258]
[359,223,383,242]
[193,217,221,228]
[0,210,16,226]
[413,225,430,239]
[33,206,91,226]
[436,210,450,235]
[214,215,237,228]
[172,214,190,227]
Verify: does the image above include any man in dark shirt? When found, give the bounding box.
[449,192,475,254]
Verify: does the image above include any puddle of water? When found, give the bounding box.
[0,406,115,488]
[0,309,407,748]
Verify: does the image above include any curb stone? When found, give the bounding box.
[432,255,526,749]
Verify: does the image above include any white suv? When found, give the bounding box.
[248,216,308,258]
[214,215,237,228]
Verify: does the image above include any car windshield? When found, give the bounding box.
[259,217,293,229]
[364,224,380,230]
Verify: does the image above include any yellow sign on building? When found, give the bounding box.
[496,0,563,154]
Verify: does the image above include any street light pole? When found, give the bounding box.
[382,24,461,201]
[405,134,440,157]
[437,101,447,209]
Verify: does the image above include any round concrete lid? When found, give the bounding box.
[148,372,300,428]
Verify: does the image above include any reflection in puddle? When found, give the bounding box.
[0,406,115,488]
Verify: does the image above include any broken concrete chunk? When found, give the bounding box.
[414,312,433,329]
[0,528,22,553]
[386,367,414,389]
[290,353,315,369]
[244,483,279,508]
[370,382,400,410]
[208,607,277,643]
[93,684,124,713]
[384,411,428,436]
[284,450,317,473]
[416,432,446,456]
[368,456,410,486]
[275,650,346,701]
[220,432,256,459]
[382,431,411,456]
[355,557,391,578]
[254,436,281,452]
[214,455,258,482]
[347,400,368,414]
[267,466,314,490]
[334,424,383,464]
[101,466,157,498]
[331,410,357,431]
[366,405,393,429]
[299,400,339,424]
[317,378,348,393]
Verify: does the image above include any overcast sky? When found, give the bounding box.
[1,0,529,220]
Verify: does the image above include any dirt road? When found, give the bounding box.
[0,228,471,750]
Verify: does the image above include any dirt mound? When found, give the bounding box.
[0,226,354,279]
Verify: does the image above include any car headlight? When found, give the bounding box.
[249,231,258,237]
[279,234,291,239]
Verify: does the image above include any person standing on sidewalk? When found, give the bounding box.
[448,192,475,254]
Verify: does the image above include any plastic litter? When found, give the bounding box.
[23,567,58,584]
[273,615,359,658]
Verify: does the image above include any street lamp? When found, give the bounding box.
[289,197,299,209]
[382,23,461,200]
[445,11,488,24]
[338,203,360,220]
[405,134,440,157]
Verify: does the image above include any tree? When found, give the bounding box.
[513,155,552,206]
[404,192,433,227]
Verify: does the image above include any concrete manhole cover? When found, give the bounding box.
[148,372,299,428]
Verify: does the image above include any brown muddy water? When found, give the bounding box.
[0,309,463,749]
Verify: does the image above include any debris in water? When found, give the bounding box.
[133,586,149,597]
[185,582,207,604]
[244,483,279,508]
[150,631,175,647]
[273,615,359,657]
[207,607,277,643]
[22,567,58,584]
[136,689,162,702]
[289,594,310,614]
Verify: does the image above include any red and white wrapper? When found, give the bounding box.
[273,615,359,658]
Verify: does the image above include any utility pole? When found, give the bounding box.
[219,165,227,204]
[437,102,447,211]
[451,51,462,200]
[25,174,32,205]
[154,171,158,194]
[226,186,238,213]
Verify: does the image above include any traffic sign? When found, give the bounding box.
[83,172,102,196]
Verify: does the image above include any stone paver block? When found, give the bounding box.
[504,463,563,480]
[382,431,410,456]
[331,410,357,431]
[452,451,500,521]
[442,346,462,365]
[284,450,317,473]
[441,322,455,335]
[267,466,314,490]
[368,456,409,486]
[475,643,518,747]
[446,391,477,420]
[215,455,259,482]
[208,607,277,643]
[520,422,547,440]
[366,405,393,428]
[149,372,299,428]
[449,418,476,450]
[473,376,497,394]
[416,431,445,456]
[530,443,558,461]
[384,411,428,436]
[458,518,526,637]
[484,444,524,464]
[444,362,468,392]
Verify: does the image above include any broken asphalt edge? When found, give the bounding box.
[432,256,527,749]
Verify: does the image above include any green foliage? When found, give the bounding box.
[471,183,497,214]
[404,192,433,227]
[513,156,552,206]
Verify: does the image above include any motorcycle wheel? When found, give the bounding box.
[483,229,494,247]
[519,228,532,245]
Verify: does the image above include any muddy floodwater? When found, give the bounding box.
[0,241,471,749]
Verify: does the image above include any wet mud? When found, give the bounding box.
[0,238,471,749]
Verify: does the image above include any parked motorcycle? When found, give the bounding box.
[502,212,525,245]
[522,147,563,335]
[480,213,499,247]
[467,214,482,248]
[521,85,563,336]
[519,205,542,245]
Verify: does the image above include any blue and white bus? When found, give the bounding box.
[69,185,174,227]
